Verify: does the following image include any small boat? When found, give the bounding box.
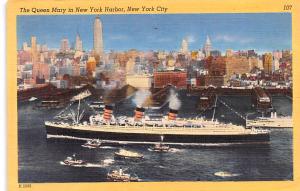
[28,97,38,102]
[70,90,92,101]
[89,101,105,109]
[107,168,139,182]
[63,154,86,166]
[214,171,240,178]
[114,149,143,159]
[37,100,63,109]
[150,143,170,152]
[82,139,102,148]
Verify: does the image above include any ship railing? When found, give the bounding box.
[134,124,211,131]
[97,118,251,130]
[96,121,252,132]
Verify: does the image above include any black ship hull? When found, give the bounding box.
[45,125,270,144]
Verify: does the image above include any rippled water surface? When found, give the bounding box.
[18,95,293,182]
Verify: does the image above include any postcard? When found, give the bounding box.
[6,0,300,191]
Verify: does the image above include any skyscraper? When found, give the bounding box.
[60,38,69,52]
[75,33,83,52]
[86,57,97,77]
[203,35,212,57]
[180,38,189,54]
[272,58,280,72]
[22,42,28,51]
[262,53,273,74]
[31,36,37,63]
[93,16,104,59]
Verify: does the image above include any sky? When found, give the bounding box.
[17,13,291,53]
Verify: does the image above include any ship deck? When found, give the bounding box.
[45,122,268,135]
[246,118,292,128]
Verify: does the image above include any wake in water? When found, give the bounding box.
[214,171,241,178]
[169,148,183,153]
[59,161,105,168]
[147,148,183,153]
[48,134,263,147]
[60,158,115,168]
[81,145,116,149]
[100,146,117,149]
[157,165,167,169]
[81,145,98,149]
[102,158,115,166]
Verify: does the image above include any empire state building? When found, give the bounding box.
[93,16,104,59]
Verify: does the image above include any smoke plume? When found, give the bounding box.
[133,89,151,107]
[168,89,181,110]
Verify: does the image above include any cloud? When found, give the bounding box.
[157,37,173,42]
[214,34,254,44]
[146,35,173,43]
[186,35,196,43]
[109,34,128,40]
[147,34,195,44]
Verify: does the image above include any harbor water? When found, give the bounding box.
[18,95,293,182]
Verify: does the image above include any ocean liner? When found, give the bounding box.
[45,90,270,145]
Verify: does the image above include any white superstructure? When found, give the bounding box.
[246,112,292,128]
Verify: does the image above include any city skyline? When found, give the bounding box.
[17,13,291,53]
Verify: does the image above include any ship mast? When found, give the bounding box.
[54,101,74,119]
[211,95,218,122]
[54,90,91,124]
[77,99,81,123]
[74,98,86,124]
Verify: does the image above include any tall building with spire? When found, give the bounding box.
[203,35,212,57]
[75,33,83,52]
[180,38,189,54]
[93,16,104,60]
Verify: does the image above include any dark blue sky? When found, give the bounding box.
[17,13,291,53]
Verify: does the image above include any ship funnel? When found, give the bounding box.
[134,107,145,121]
[168,109,178,120]
[103,105,113,121]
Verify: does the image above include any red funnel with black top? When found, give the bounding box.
[168,109,178,120]
[103,105,113,121]
[134,107,145,121]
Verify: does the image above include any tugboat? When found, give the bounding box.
[107,168,139,182]
[81,139,102,148]
[151,143,170,152]
[150,135,170,152]
[63,154,86,166]
[114,149,144,160]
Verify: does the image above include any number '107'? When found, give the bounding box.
[284,4,292,10]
